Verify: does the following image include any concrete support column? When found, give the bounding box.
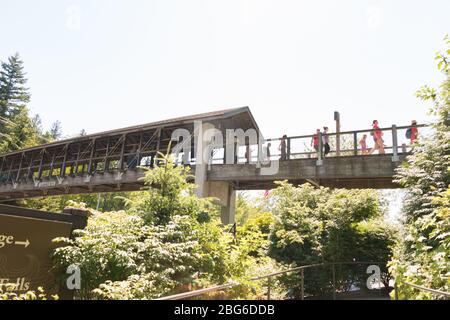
[194,122,215,198]
[206,181,236,225]
[193,122,237,225]
[221,184,236,225]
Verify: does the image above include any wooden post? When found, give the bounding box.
[118,135,126,171]
[104,138,110,173]
[287,138,291,160]
[394,281,399,300]
[316,132,323,166]
[332,264,336,300]
[334,111,341,157]
[301,268,305,300]
[37,149,46,180]
[74,144,81,175]
[60,144,69,177]
[15,152,24,182]
[392,125,399,162]
[87,139,96,175]
[26,154,34,180]
[49,152,56,178]
[267,276,272,300]
[154,128,162,166]
[137,131,143,167]
[0,157,5,178]
[7,159,13,182]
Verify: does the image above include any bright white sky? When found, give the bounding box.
[1,0,449,139]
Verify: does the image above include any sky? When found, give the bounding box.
[1,0,449,140]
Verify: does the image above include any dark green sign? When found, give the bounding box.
[0,206,83,296]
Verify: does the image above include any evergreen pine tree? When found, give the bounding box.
[49,120,63,140]
[0,53,42,153]
[0,53,31,119]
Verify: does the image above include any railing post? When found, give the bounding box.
[15,152,24,182]
[118,135,126,171]
[394,281,399,300]
[335,111,341,157]
[87,140,96,175]
[37,148,46,180]
[60,144,69,178]
[392,125,399,162]
[353,132,358,156]
[332,263,336,300]
[301,268,305,300]
[316,132,323,166]
[402,143,407,154]
[267,276,272,300]
[287,138,291,160]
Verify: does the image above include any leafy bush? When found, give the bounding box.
[389,36,450,300]
[267,182,396,298]
[0,287,58,300]
[52,152,269,300]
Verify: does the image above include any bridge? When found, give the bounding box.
[0,107,423,223]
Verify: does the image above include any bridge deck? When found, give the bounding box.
[0,107,423,200]
[209,154,406,190]
[0,153,405,200]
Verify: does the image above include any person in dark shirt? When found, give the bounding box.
[279,135,287,160]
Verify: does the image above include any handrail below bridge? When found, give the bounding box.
[395,281,450,299]
[156,261,387,301]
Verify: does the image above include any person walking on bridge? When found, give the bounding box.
[322,127,330,157]
[369,120,385,154]
[279,135,287,160]
[406,120,419,144]
[359,134,368,155]
[312,129,321,157]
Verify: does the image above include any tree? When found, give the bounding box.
[0,54,47,153]
[0,53,30,119]
[52,152,268,300]
[48,120,63,140]
[389,36,450,299]
[267,182,396,298]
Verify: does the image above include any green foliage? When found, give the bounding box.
[0,53,30,118]
[128,154,217,225]
[235,192,267,225]
[0,53,60,154]
[18,191,142,213]
[0,287,58,300]
[390,36,450,300]
[52,210,150,299]
[52,152,270,300]
[268,182,396,298]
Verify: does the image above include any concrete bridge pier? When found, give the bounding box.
[197,180,236,225]
[194,122,236,225]
[210,181,236,225]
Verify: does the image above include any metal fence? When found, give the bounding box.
[156,261,389,301]
[394,281,450,300]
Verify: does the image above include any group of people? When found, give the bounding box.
[310,127,331,157]
[276,120,419,160]
[358,120,419,155]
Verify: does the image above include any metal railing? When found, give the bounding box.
[394,281,450,300]
[188,124,428,166]
[0,123,428,186]
[156,261,387,300]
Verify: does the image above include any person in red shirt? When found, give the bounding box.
[410,120,419,144]
[359,134,368,155]
[369,120,385,154]
[311,129,320,156]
